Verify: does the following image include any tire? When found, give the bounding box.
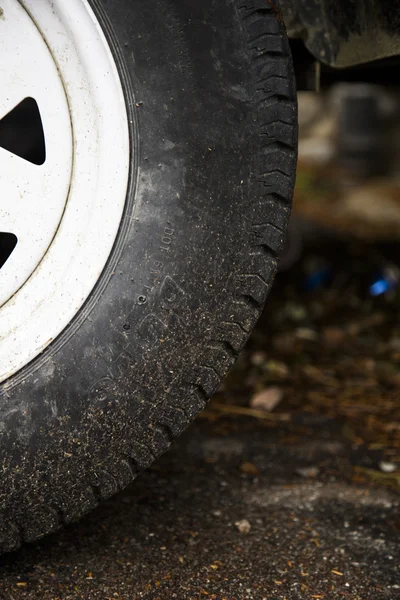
[0,0,297,552]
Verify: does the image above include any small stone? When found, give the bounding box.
[296,466,320,478]
[379,461,397,473]
[235,519,251,534]
[250,351,267,366]
[250,387,284,412]
[295,327,318,341]
[286,303,307,322]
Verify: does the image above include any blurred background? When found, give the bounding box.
[214,83,400,490]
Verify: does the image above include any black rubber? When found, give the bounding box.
[0,0,297,552]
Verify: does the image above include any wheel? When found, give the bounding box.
[0,0,297,551]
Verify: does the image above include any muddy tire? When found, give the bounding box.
[0,0,297,552]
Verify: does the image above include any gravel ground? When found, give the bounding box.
[0,415,397,600]
[0,238,399,600]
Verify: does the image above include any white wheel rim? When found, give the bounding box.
[0,0,130,382]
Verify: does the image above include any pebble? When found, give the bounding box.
[235,519,251,534]
[296,466,320,478]
[250,351,267,366]
[286,303,307,322]
[250,387,284,412]
[379,461,397,473]
[295,327,318,341]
